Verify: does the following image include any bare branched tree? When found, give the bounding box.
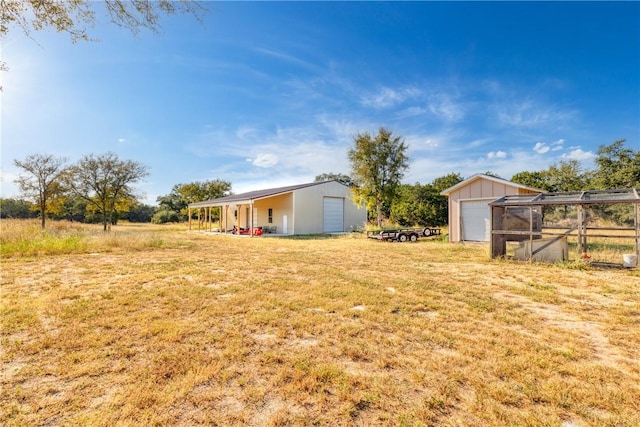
[13,153,69,228]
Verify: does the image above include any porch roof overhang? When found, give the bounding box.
[188,181,328,209]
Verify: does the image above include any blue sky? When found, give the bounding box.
[2,1,638,205]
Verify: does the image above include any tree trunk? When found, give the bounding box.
[40,201,46,229]
[377,203,382,228]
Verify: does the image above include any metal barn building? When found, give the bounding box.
[188,180,367,235]
[440,174,542,242]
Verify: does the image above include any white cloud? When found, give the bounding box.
[496,100,553,127]
[399,106,428,117]
[562,148,594,161]
[249,153,279,168]
[467,138,491,148]
[551,139,565,151]
[427,93,464,122]
[533,142,550,154]
[118,138,126,143]
[236,126,257,139]
[487,150,507,159]
[361,86,421,109]
[253,47,317,71]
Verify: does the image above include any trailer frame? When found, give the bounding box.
[367,227,441,242]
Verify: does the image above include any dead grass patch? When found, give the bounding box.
[1,221,639,425]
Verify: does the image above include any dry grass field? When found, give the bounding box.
[1,220,639,426]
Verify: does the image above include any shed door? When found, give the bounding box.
[460,200,491,241]
[323,197,344,233]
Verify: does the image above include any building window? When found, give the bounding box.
[234,209,238,219]
[268,208,273,224]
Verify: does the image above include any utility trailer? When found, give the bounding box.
[367,227,441,243]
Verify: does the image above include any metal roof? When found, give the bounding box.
[489,188,640,206]
[188,181,340,208]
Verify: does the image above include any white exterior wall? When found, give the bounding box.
[198,181,366,235]
[292,181,367,234]
[253,194,293,234]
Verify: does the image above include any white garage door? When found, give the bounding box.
[323,197,344,233]
[460,200,491,241]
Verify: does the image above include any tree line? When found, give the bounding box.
[3,136,638,229]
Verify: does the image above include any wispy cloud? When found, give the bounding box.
[361,86,421,109]
[247,153,279,168]
[427,93,465,122]
[487,150,507,159]
[253,47,317,70]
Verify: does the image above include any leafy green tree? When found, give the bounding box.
[314,172,355,187]
[590,140,640,225]
[13,153,69,228]
[64,152,149,231]
[0,198,36,219]
[123,203,156,223]
[348,127,409,227]
[1,0,206,73]
[511,170,551,191]
[151,209,181,224]
[390,183,442,227]
[592,139,640,189]
[432,172,463,193]
[55,195,89,222]
[390,173,461,227]
[511,160,587,193]
[156,179,232,223]
[546,160,587,192]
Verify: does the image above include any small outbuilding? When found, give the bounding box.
[489,188,640,265]
[440,174,542,242]
[188,180,367,236]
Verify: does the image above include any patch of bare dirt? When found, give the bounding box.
[493,292,635,373]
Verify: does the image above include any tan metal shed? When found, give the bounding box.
[440,174,542,242]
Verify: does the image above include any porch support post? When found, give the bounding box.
[250,201,254,238]
[635,202,639,261]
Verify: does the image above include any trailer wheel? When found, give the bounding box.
[422,227,431,237]
[410,233,418,242]
[398,233,408,242]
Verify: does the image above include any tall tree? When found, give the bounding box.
[65,152,149,231]
[432,172,464,193]
[511,160,587,193]
[511,170,551,191]
[155,179,232,222]
[314,172,355,187]
[390,183,443,227]
[592,139,640,189]
[0,198,35,219]
[13,153,68,228]
[348,127,409,227]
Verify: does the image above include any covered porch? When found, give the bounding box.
[188,191,294,236]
